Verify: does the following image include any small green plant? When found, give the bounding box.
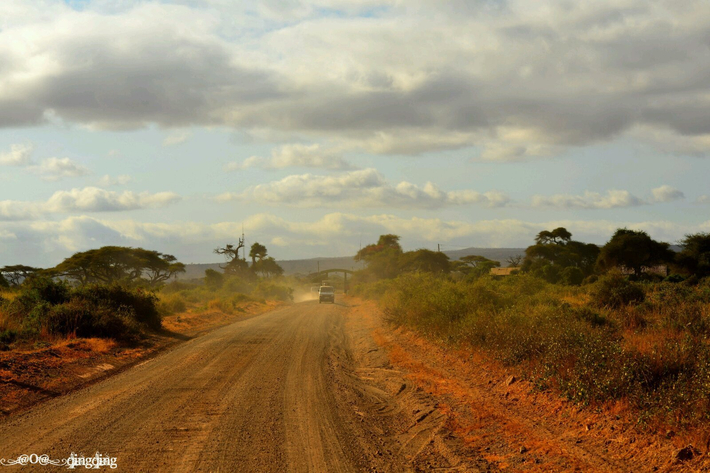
[593,272,645,308]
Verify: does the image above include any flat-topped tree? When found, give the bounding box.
[53,246,185,286]
[452,255,499,277]
[597,228,673,277]
[522,227,599,283]
[0,265,41,286]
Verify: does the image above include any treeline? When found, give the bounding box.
[352,228,710,285]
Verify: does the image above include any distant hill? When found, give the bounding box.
[178,247,528,280]
[441,247,526,267]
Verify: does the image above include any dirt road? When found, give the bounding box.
[0,301,482,472]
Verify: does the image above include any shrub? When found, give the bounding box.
[207,298,233,314]
[222,276,253,294]
[204,269,224,289]
[157,293,187,316]
[363,270,710,427]
[161,280,198,294]
[7,277,71,317]
[593,272,645,308]
[252,281,293,301]
[71,284,161,330]
[230,293,253,306]
[664,274,685,283]
[0,329,16,345]
[561,267,584,286]
[47,299,139,340]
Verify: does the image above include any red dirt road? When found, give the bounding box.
[0,301,486,472]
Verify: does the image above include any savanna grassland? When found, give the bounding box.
[350,229,710,441]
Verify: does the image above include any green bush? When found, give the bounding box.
[47,299,139,339]
[72,284,161,330]
[593,272,645,308]
[0,329,17,345]
[157,294,187,317]
[204,269,224,289]
[252,281,293,301]
[363,271,710,426]
[561,267,584,286]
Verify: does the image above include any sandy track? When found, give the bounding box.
[0,301,480,472]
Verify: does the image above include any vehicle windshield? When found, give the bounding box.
[319,286,334,294]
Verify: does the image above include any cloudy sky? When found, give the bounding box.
[1,0,710,267]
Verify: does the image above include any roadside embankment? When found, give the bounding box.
[346,295,710,472]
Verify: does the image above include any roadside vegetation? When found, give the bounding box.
[0,240,293,351]
[351,230,710,431]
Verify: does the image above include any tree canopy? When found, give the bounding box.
[252,256,284,278]
[354,234,404,280]
[214,241,249,276]
[522,227,599,283]
[675,232,710,278]
[0,265,42,286]
[596,228,673,276]
[52,246,185,286]
[249,242,268,265]
[452,255,500,278]
[400,249,450,274]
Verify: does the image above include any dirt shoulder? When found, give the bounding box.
[0,300,281,417]
[345,297,709,472]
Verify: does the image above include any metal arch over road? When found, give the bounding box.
[310,269,355,292]
[310,268,355,278]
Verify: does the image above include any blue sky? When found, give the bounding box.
[1,0,709,267]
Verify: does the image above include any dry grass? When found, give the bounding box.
[360,272,710,433]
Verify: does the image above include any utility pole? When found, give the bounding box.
[438,243,441,252]
[241,225,246,261]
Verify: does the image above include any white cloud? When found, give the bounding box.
[533,185,685,209]
[225,143,356,171]
[45,187,181,212]
[0,2,710,155]
[0,200,41,221]
[0,187,180,221]
[29,157,90,181]
[162,131,191,146]
[2,213,707,267]
[697,195,710,204]
[651,185,685,203]
[97,174,133,186]
[218,168,510,209]
[0,143,33,166]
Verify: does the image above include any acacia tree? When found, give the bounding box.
[453,255,500,277]
[0,265,42,286]
[214,240,249,276]
[597,228,673,277]
[246,242,283,278]
[522,227,599,283]
[252,257,284,278]
[506,255,524,267]
[400,249,450,274]
[52,247,184,286]
[249,242,268,266]
[675,232,710,278]
[355,234,404,279]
